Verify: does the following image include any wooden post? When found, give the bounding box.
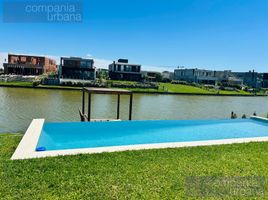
[82,90,85,116]
[129,93,133,120]
[88,93,91,122]
[117,94,120,119]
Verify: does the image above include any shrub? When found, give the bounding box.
[60,81,108,88]
[32,80,41,87]
[110,81,159,89]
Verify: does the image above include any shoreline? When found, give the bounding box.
[0,84,267,97]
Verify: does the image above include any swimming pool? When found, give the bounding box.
[11,116,268,160]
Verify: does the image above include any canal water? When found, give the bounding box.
[0,87,267,133]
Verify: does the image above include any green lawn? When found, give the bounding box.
[37,85,81,90]
[0,81,33,87]
[218,90,251,95]
[160,83,253,95]
[0,81,262,96]
[109,82,253,95]
[0,134,267,199]
[160,83,214,94]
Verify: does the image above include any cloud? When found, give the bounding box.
[142,65,173,72]
[85,54,93,58]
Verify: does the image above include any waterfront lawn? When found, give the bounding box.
[160,83,213,94]
[218,90,251,95]
[1,134,268,199]
[110,81,252,95]
[37,84,81,90]
[161,83,252,95]
[0,81,256,95]
[109,81,215,94]
[0,81,33,87]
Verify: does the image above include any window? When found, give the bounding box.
[117,65,121,71]
[124,65,132,72]
[81,61,91,68]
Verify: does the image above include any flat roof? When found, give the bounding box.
[113,62,141,66]
[8,53,55,61]
[61,57,94,61]
[83,87,132,94]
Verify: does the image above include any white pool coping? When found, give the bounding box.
[11,117,268,160]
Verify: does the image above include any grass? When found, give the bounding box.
[0,81,33,87]
[1,134,268,199]
[160,83,214,94]
[0,80,264,96]
[217,90,251,95]
[109,81,253,95]
[160,83,253,95]
[37,84,81,90]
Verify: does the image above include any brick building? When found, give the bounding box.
[4,54,57,75]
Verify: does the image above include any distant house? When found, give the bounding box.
[174,68,250,86]
[108,59,142,81]
[174,68,267,87]
[142,71,162,82]
[233,70,261,88]
[174,68,215,84]
[3,53,57,75]
[59,57,96,80]
[227,76,243,85]
[262,73,268,88]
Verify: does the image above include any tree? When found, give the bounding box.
[155,73,163,82]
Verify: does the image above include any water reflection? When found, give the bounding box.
[0,87,267,133]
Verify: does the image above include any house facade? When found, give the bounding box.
[262,73,268,88]
[174,68,233,85]
[233,71,262,88]
[108,59,142,81]
[3,54,57,75]
[59,57,96,80]
[141,71,163,82]
[174,68,268,87]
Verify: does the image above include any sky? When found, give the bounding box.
[1,0,268,72]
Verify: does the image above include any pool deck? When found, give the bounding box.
[11,116,268,160]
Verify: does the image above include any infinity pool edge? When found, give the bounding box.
[11,117,268,160]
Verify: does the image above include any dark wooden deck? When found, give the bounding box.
[81,87,133,122]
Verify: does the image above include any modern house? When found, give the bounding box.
[142,71,162,82]
[174,68,232,85]
[108,59,142,81]
[262,73,268,88]
[233,70,262,88]
[174,68,268,87]
[59,57,96,80]
[227,76,244,85]
[3,54,57,75]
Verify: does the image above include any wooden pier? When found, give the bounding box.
[80,88,133,122]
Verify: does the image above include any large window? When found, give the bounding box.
[63,60,80,68]
[124,65,132,72]
[117,65,121,71]
[81,61,92,68]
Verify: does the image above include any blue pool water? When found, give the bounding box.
[37,119,268,151]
